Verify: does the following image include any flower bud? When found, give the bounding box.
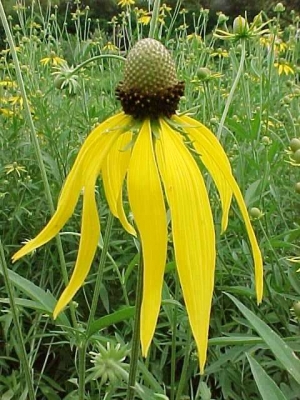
[217,12,229,25]
[274,3,285,13]
[249,207,263,219]
[197,67,211,80]
[289,138,300,152]
[292,149,300,163]
[294,182,300,194]
[293,301,300,318]
[233,16,248,35]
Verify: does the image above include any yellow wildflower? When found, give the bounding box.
[13,39,263,373]
[103,42,119,52]
[274,59,294,75]
[5,162,27,177]
[40,51,66,67]
[118,0,135,7]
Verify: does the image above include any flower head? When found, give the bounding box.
[40,51,66,67]
[214,13,270,41]
[12,38,263,373]
[118,0,135,7]
[274,58,294,75]
[88,342,129,385]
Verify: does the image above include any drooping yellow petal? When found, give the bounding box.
[127,119,167,356]
[178,115,263,303]
[155,119,216,374]
[102,131,136,236]
[12,113,129,262]
[53,175,100,318]
[174,114,232,233]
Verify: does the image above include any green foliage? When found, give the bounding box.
[0,1,300,399]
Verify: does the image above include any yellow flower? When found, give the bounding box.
[118,0,135,7]
[12,39,263,373]
[40,52,66,67]
[215,13,270,41]
[260,34,287,53]
[103,42,119,52]
[0,108,14,117]
[5,162,27,177]
[187,33,202,42]
[211,48,229,58]
[0,80,17,88]
[274,59,294,75]
[9,95,23,107]
[138,14,151,25]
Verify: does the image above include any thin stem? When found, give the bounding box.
[87,212,115,329]
[0,0,77,327]
[78,341,88,400]
[0,241,35,400]
[149,0,161,39]
[170,272,180,400]
[216,39,246,139]
[126,254,143,400]
[175,328,192,400]
[77,213,115,398]
[72,54,126,75]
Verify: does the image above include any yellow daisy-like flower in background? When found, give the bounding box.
[118,0,135,7]
[211,47,229,58]
[103,42,119,52]
[260,33,287,53]
[274,59,294,75]
[137,12,151,26]
[40,51,66,67]
[0,108,14,117]
[12,39,263,373]
[5,162,27,177]
[0,80,17,88]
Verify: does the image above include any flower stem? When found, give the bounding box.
[77,212,115,398]
[87,212,115,329]
[78,341,88,400]
[126,253,143,400]
[216,39,246,139]
[149,0,161,39]
[0,240,35,400]
[175,328,192,400]
[170,272,180,400]
[0,0,77,328]
[72,54,126,75]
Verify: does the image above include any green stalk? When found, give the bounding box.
[78,212,115,399]
[126,253,143,400]
[216,39,246,139]
[170,273,180,400]
[0,241,35,400]
[87,212,115,330]
[0,0,77,327]
[78,341,88,400]
[149,0,161,39]
[175,328,192,400]
[71,54,126,75]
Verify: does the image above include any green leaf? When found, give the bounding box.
[227,293,300,384]
[0,268,70,326]
[87,306,135,338]
[247,354,288,400]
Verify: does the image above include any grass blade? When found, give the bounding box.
[227,293,300,384]
[247,354,288,400]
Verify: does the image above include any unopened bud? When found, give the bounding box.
[233,16,248,35]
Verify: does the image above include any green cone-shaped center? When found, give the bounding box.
[123,38,178,95]
[116,38,184,118]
